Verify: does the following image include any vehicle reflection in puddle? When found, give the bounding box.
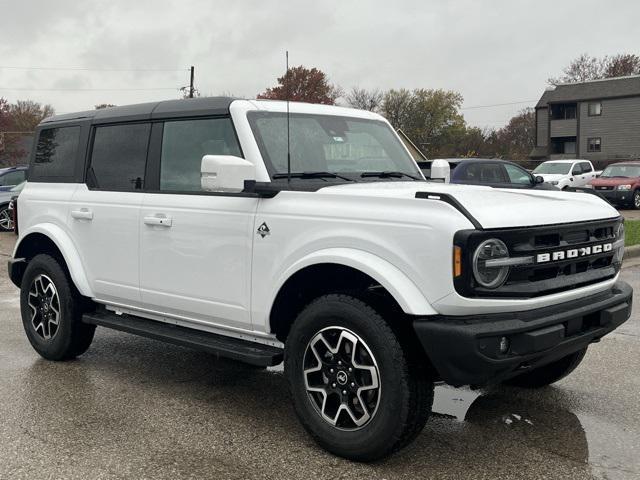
[431,384,481,421]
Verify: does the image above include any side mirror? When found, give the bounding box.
[201,155,256,193]
[430,159,451,183]
[535,175,544,184]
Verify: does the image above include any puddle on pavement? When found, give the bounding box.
[431,384,482,421]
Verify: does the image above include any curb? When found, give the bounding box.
[625,244,640,259]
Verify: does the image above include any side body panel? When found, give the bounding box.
[250,191,473,333]
[139,193,258,331]
[67,184,143,305]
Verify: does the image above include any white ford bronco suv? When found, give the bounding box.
[9,98,632,461]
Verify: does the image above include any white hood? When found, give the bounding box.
[318,181,619,229]
[536,174,567,182]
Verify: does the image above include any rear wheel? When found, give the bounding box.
[285,294,433,461]
[503,348,587,389]
[0,204,12,231]
[20,254,95,360]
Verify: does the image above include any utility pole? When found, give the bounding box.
[189,66,195,98]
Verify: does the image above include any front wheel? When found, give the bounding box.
[503,348,587,389]
[633,190,640,210]
[285,294,433,461]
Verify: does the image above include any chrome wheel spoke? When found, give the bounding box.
[0,209,12,229]
[27,274,61,341]
[302,326,381,431]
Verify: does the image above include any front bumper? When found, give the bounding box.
[595,189,634,206]
[413,280,633,387]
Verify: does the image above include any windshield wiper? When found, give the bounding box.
[272,171,355,182]
[361,171,420,180]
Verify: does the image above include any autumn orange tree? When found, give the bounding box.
[258,66,342,105]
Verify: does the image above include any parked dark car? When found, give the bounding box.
[587,161,640,209]
[447,158,557,190]
[0,165,28,191]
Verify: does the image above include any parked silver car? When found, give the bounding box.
[0,181,25,231]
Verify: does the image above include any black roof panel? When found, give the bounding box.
[42,97,236,125]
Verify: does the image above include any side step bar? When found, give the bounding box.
[82,311,283,367]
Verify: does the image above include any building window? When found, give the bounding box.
[550,103,577,120]
[587,137,602,152]
[550,136,577,154]
[588,102,602,116]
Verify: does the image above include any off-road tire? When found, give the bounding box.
[20,254,95,360]
[284,294,434,461]
[503,347,587,389]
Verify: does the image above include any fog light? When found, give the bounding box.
[499,336,510,354]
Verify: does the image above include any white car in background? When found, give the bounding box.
[533,159,598,190]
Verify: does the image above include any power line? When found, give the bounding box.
[0,87,179,92]
[0,65,188,72]
[461,99,537,110]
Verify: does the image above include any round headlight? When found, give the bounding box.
[473,239,510,289]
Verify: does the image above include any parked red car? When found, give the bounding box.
[588,161,640,209]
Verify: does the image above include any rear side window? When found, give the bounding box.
[160,117,241,192]
[31,126,80,179]
[88,123,151,191]
[461,163,507,183]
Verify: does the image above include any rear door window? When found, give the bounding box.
[88,123,151,191]
[464,163,508,183]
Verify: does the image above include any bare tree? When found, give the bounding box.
[549,53,640,84]
[604,53,640,77]
[10,100,55,131]
[95,103,117,109]
[345,87,383,112]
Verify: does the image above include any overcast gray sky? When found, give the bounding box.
[1,0,638,128]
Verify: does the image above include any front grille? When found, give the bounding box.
[596,186,614,191]
[454,218,622,299]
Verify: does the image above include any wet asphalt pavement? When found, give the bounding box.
[0,232,639,480]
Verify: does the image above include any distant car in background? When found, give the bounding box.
[587,161,640,209]
[0,181,26,231]
[423,158,558,190]
[0,165,27,191]
[532,159,597,189]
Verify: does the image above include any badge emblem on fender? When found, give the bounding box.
[257,222,271,238]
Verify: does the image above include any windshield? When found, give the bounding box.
[600,164,640,178]
[247,112,421,180]
[533,162,572,175]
